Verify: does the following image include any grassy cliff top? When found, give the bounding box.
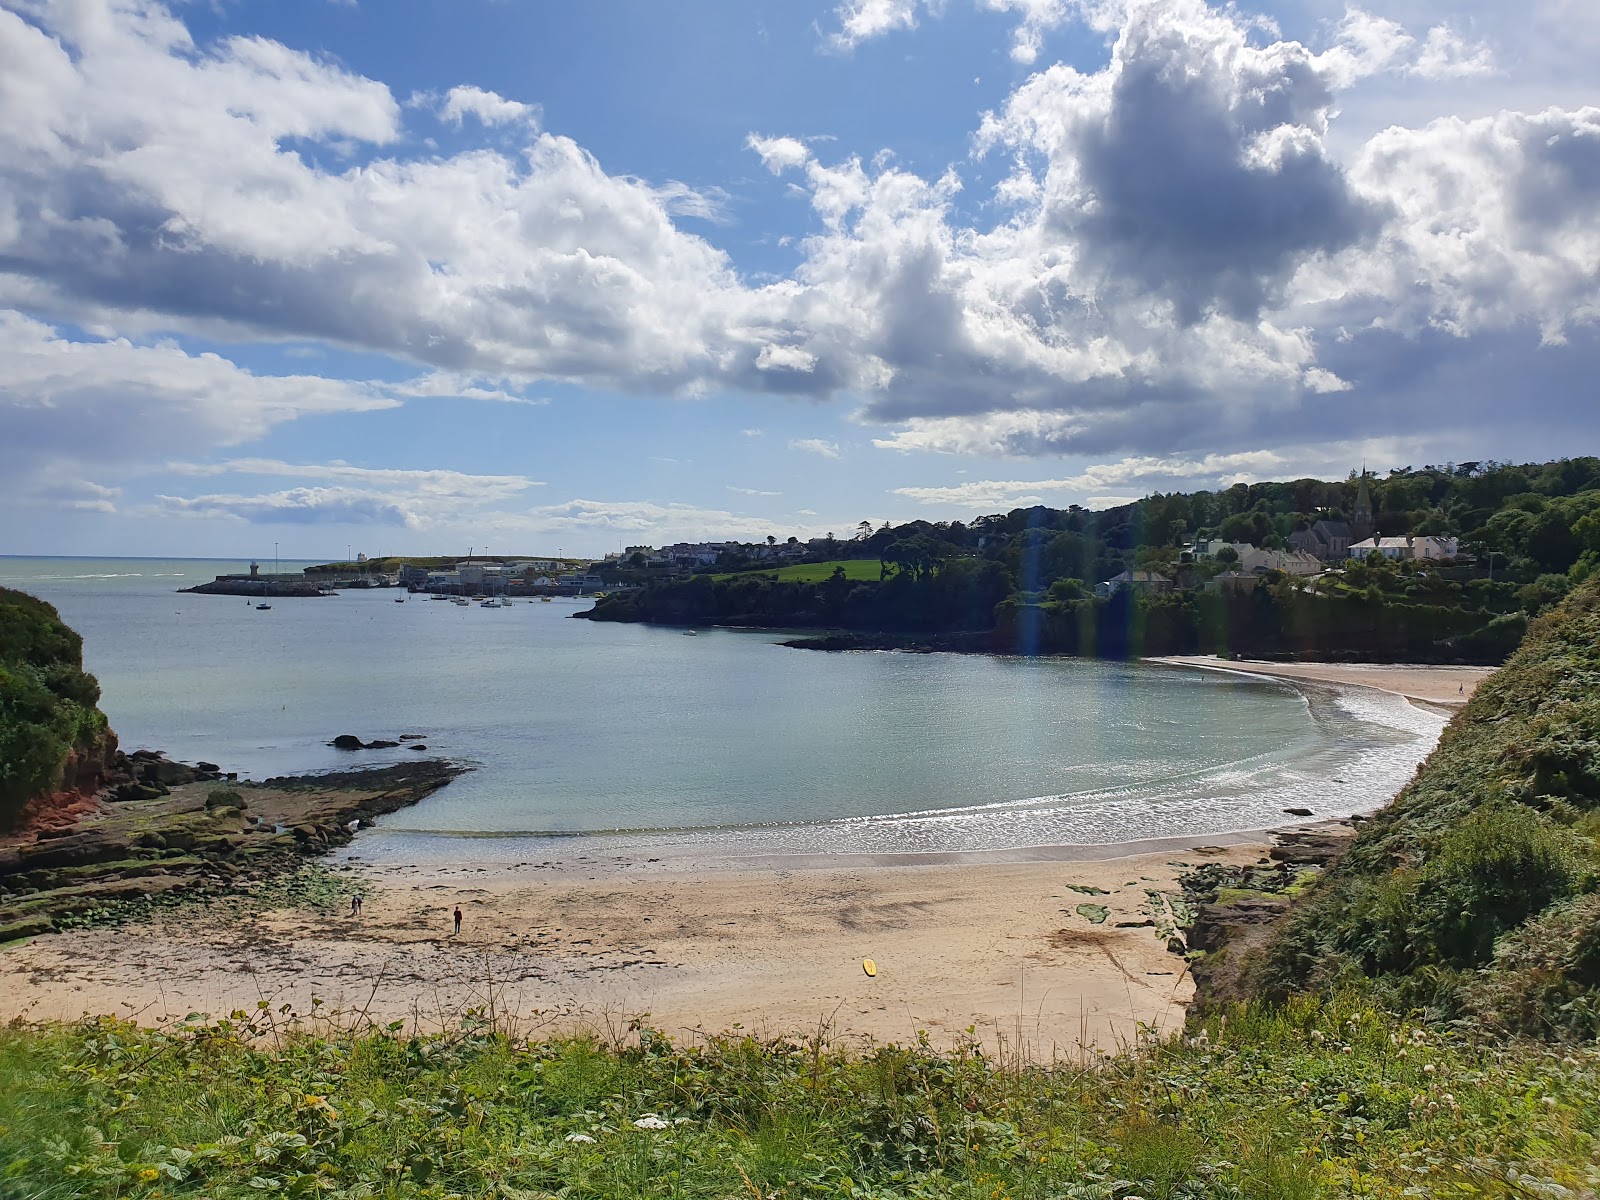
[1256,578,1600,1035]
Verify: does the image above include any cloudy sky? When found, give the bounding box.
[2,0,1596,558]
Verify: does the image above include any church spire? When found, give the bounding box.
[1352,466,1374,541]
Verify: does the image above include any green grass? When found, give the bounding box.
[2,994,1596,1199]
[714,558,887,584]
[1258,579,1600,1034]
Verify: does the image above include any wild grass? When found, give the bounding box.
[1,991,1596,1199]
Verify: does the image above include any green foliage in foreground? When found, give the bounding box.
[1259,579,1600,1035]
[0,587,109,823]
[1,995,1596,1200]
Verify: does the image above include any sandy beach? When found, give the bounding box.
[1149,655,1494,709]
[0,659,1488,1053]
[0,843,1265,1056]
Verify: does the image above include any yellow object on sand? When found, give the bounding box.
[862,958,877,977]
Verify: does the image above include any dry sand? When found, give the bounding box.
[0,659,1487,1054]
[0,844,1262,1056]
[1149,655,1494,709]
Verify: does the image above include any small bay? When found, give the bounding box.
[1,556,1443,862]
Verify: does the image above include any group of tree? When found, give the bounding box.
[583,458,1600,664]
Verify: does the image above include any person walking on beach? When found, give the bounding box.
[350,893,362,917]
[453,905,463,936]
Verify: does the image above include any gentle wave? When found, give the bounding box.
[352,684,1443,866]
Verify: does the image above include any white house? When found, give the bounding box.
[1348,534,1459,562]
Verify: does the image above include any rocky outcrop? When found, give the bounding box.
[328,735,409,750]
[0,759,465,943]
[1176,823,1358,1013]
[180,579,328,597]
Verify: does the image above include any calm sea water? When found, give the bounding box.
[1,556,1443,863]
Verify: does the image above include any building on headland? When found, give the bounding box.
[1204,570,1260,595]
[1191,543,1323,576]
[1096,570,1175,598]
[1349,534,1460,562]
[1289,519,1355,561]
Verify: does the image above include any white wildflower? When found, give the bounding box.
[564,1133,596,1144]
[633,1115,670,1130]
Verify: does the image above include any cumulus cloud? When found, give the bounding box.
[154,460,543,528]
[790,438,843,458]
[0,2,783,396]
[518,499,798,542]
[437,84,539,127]
[890,451,1291,506]
[2,0,1597,484]
[158,487,422,527]
[0,310,396,496]
[826,0,936,50]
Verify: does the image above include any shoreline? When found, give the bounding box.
[1146,655,1494,710]
[0,837,1270,1053]
[0,656,1472,1050]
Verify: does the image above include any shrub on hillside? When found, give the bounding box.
[0,588,109,824]
[1254,578,1600,1031]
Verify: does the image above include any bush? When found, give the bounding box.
[1462,893,1600,1039]
[0,588,110,824]
[1407,804,1581,968]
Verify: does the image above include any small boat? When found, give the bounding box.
[394,597,406,604]
[539,596,553,602]
[682,629,697,636]
[497,596,513,607]
[256,603,272,610]
[480,599,498,608]
[452,597,469,606]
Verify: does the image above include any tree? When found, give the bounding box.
[766,535,776,547]
[1215,545,1240,565]
[856,520,873,541]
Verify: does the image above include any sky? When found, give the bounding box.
[1,0,1597,559]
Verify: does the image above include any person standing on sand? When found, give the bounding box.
[350,893,362,917]
[453,906,462,936]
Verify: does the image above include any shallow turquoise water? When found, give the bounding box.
[1,556,1442,859]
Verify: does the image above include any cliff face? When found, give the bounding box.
[0,588,117,830]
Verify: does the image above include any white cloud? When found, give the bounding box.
[2,0,1597,487]
[747,134,813,174]
[0,310,396,495]
[437,84,539,127]
[1410,25,1496,81]
[153,459,543,528]
[890,451,1291,506]
[755,343,818,372]
[728,485,783,496]
[979,0,1073,64]
[518,499,800,542]
[826,0,935,50]
[789,438,842,458]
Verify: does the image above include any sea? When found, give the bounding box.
[0,556,1445,866]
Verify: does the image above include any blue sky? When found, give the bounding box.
[2,0,1598,558]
